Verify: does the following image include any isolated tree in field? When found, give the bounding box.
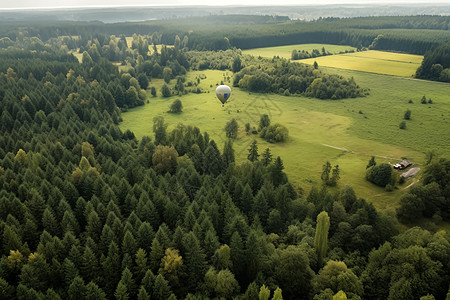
[314,61,319,69]
[151,87,157,97]
[261,148,273,166]
[314,211,330,268]
[328,165,340,186]
[169,99,182,113]
[399,121,406,129]
[259,114,270,131]
[245,123,251,134]
[421,95,427,104]
[248,140,259,162]
[161,84,171,97]
[404,109,411,120]
[366,156,376,169]
[321,161,332,184]
[224,118,239,138]
[153,116,168,145]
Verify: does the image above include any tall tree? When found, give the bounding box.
[314,211,330,268]
[248,140,259,162]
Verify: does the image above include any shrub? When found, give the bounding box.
[260,123,289,143]
[366,163,392,187]
[169,99,183,113]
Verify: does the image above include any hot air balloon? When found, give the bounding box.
[215,85,231,106]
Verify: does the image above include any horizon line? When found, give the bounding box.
[1,2,450,11]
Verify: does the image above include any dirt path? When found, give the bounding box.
[403,178,419,190]
[321,144,403,161]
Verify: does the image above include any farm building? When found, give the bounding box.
[394,160,412,170]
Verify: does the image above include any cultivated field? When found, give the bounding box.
[121,65,450,209]
[242,44,356,60]
[300,50,423,77]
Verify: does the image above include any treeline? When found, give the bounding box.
[291,47,333,60]
[416,45,450,82]
[397,158,450,222]
[1,15,450,54]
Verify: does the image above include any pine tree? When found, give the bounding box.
[85,281,107,300]
[135,248,148,282]
[366,156,376,169]
[68,276,86,300]
[259,284,271,300]
[152,274,171,300]
[272,287,283,300]
[137,286,150,300]
[329,165,340,186]
[115,282,129,300]
[248,140,259,162]
[182,232,207,292]
[321,161,331,184]
[261,148,273,166]
[223,140,235,166]
[149,238,164,273]
[314,211,330,268]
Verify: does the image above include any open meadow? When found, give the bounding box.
[121,60,450,210]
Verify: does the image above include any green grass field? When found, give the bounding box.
[120,66,450,210]
[242,44,356,60]
[300,50,423,77]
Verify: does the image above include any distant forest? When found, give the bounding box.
[0,15,450,54]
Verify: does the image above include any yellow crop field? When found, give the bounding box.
[300,50,423,77]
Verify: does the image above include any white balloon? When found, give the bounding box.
[215,85,231,104]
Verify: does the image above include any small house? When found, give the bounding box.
[394,160,412,170]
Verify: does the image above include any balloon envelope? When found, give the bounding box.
[215,85,231,104]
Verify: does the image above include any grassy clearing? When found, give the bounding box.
[300,50,423,77]
[121,68,450,209]
[242,44,356,60]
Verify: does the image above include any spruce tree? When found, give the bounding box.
[248,140,259,162]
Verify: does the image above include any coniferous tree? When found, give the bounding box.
[248,140,259,162]
[261,148,272,166]
[223,140,235,166]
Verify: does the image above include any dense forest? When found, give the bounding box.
[416,45,450,82]
[0,15,450,54]
[0,15,449,300]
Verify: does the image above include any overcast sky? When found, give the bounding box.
[2,0,450,10]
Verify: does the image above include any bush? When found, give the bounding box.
[399,121,406,129]
[260,123,289,143]
[366,163,392,187]
[161,84,171,97]
[169,99,183,113]
[404,109,411,120]
[224,118,239,138]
